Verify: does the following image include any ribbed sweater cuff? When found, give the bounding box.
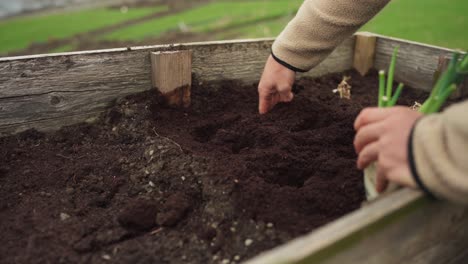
[408,119,436,200]
[271,51,308,73]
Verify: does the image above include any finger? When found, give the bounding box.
[279,91,294,102]
[354,122,384,153]
[271,93,280,107]
[357,141,379,169]
[354,107,394,131]
[388,167,417,189]
[258,92,272,114]
[376,165,389,193]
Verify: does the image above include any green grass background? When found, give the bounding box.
[0,5,168,54]
[0,0,466,55]
[103,0,302,41]
[361,0,468,49]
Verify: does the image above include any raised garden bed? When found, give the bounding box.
[1,33,468,263]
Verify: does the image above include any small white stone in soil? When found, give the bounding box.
[222,259,230,264]
[212,255,219,260]
[149,150,154,156]
[244,239,253,247]
[267,223,274,228]
[181,176,186,181]
[101,254,111,260]
[60,213,70,221]
[230,227,236,232]
[234,255,240,261]
[149,181,155,187]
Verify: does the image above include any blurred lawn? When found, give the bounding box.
[0,5,168,54]
[0,0,466,55]
[104,0,466,49]
[103,0,302,41]
[230,0,467,50]
[361,0,468,49]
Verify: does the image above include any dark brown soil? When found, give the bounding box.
[0,70,427,263]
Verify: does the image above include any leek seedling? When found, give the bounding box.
[376,46,405,108]
[366,46,404,200]
[365,50,468,201]
[386,46,399,102]
[420,53,468,114]
[378,70,385,107]
[388,83,405,107]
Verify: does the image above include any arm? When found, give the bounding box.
[259,0,391,114]
[273,0,390,71]
[354,101,468,205]
[410,101,468,204]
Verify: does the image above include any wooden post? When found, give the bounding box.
[353,32,377,76]
[434,55,468,99]
[151,50,192,107]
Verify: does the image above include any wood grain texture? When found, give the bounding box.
[245,189,468,264]
[373,34,464,93]
[353,32,376,76]
[151,50,192,107]
[0,38,354,135]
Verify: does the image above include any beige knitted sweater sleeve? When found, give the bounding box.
[410,101,468,204]
[272,0,390,71]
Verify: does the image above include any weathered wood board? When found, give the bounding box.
[0,37,353,135]
[245,190,468,264]
[151,50,192,107]
[373,34,465,93]
[353,32,377,76]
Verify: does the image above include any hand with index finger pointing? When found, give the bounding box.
[258,55,295,114]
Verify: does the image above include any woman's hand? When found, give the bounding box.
[258,55,296,114]
[354,107,422,192]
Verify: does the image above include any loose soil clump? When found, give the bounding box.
[0,71,426,263]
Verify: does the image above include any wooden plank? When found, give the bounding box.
[0,112,101,136]
[353,32,377,76]
[151,50,192,107]
[245,189,468,264]
[0,89,133,134]
[0,38,354,135]
[373,34,464,93]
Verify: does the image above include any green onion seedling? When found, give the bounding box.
[365,46,404,200]
[365,49,468,200]
[420,53,468,114]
